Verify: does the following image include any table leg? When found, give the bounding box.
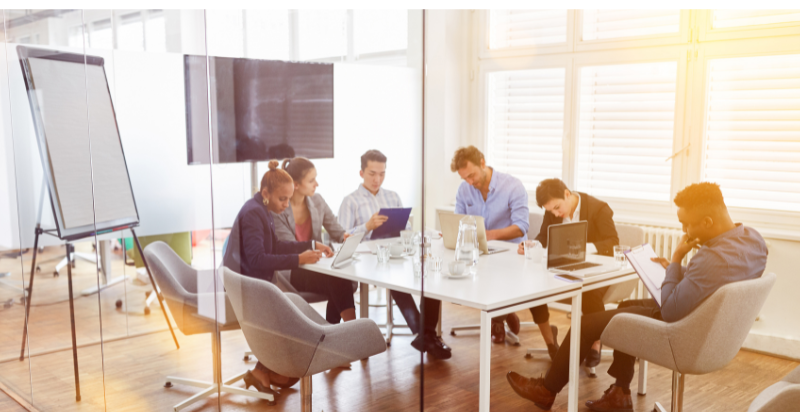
[567,292,582,412]
[638,359,648,395]
[359,283,369,319]
[479,310,491,412]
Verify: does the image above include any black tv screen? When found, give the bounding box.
[184,55,333,164]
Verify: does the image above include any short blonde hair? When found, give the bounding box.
[450,146,484,172]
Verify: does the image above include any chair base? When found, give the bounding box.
[301,376,312,412]
[654,402,668,412]
[525,348,613,377]
[165,372,275,411]
[450,324,521,346]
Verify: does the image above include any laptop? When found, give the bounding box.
[331,232,366,269]
[547,221,617,277]
[438,212,509,255]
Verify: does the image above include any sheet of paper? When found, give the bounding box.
[624,244,666,307]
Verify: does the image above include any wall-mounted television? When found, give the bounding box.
[184,56,334,164]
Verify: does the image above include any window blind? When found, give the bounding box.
[576,61,678,201]
[487,68,566,191]
[703,54,800,212]
[712,10,800,29]
[582,10,680,41]
[489,10,567,49]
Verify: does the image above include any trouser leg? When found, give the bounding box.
[543,303,661,393]
[422,298,441,335]
[290,268,356,324]
[390,290,421,335]
[582,287,608,314]
[530,304,550,324]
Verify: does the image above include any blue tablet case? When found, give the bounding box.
[370,208,412,239]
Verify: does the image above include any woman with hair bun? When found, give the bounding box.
[222,159,357,394]
[273,157,348,245]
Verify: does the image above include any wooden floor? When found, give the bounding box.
[1,242,797,411]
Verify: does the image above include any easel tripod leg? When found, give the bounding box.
[131,229,180,349]
[19,226,41,361]
[66,244,81,402]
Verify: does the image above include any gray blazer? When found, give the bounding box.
[271,193,347,243]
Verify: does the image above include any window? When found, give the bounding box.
[118,12,144,51]
[576,61,678,201]
[145,11,166,52]
[245,10,291,60]
[582,10,680,40]
[354,10,407,55]
[68,26,85,48]
[712,9,800,29]
[91,19,112,49]
[487,68,566,190]
[702,54,800,212]
[489,10,567,49]
[298,10,347,60]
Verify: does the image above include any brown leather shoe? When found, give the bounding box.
[491,320,505,343]
[506,371,556,410]
[506,312,521,335]
[585,384,633,412]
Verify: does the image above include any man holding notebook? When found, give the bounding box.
[338,150,451,360]
[506,182,768,411]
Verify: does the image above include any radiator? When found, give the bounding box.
[632,225,697,265]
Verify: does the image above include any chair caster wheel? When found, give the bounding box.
[164,381,173,388]
[144,307,151,315]
[450,331,456,336]
[145,291,151,298]
[525,353,532,359]
[115,299,123,309]
[53,271,59,277]
[267,400,276,406]
[244,355,250,361]
[588,373,597,379]
[36,266,41,273]
[386,341,391,347]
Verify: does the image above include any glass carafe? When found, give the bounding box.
[455,215,479,267]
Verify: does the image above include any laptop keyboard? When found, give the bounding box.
[561,261,602,271]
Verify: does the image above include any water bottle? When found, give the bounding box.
[455,215,479,268]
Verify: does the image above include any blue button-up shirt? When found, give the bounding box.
[338,185,408,240]
[661,224,767,322]
[454,168,529,243]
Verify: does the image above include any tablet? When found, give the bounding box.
[331,232,366,269]
[370,207,412,239]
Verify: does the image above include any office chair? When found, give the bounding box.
[601,273,776,412]
[223,267,386,411]
[144,241,274,411]
[748,365,800,412]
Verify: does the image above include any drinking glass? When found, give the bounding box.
[614,245,631,267]
[412,254,423,278]
[523,240,542,261]
[401,230,415,254]
[426,255,442,274]
[377,244,390,263]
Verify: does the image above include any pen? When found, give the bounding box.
[312,240,315,252]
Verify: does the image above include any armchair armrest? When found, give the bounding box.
[601,313,677,371]
[305,319,386,376]
[784,366,800,384]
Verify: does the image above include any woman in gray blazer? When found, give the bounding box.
[271,157,348,244]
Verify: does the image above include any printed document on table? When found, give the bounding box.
[624,244,666,308]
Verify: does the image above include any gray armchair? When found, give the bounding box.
[223,267,386,411]
[144,241,274,411]
[601,272,776,412]
[748,365,800,412]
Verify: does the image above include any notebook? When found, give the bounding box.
[624,244,667,307]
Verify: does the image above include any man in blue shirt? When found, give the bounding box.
[506,182,768,411]
[451,146,529,342]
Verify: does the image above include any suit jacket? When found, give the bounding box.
[271,193,347,243]
[534,192,619,257]
[223,192,311,282]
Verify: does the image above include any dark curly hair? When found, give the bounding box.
[673,182,726,213]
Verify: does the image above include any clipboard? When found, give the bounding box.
[624,244,666,308]
[370,207,411,240]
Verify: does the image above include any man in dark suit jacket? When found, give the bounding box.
[519,178,619,363]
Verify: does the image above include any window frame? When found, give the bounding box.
[697,9,800,42]
[574,9,691,52]
[478,10,577,59]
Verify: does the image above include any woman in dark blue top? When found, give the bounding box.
[223,161,357,393]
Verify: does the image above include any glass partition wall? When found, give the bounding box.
[1,8,427,412]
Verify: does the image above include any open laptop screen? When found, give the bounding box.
[547,222,588,268]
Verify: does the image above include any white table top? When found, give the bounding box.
[302,239,634,312]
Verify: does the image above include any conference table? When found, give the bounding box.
[302,238,637,412]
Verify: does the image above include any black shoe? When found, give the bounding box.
[547,325,559,362]
[411,334,452,360]
[586,343,602,368]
